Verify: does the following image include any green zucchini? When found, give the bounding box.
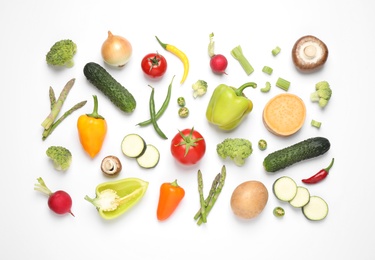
[263,137,330,172]
[83,62,136,113]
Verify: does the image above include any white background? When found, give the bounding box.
[1,0,374,259]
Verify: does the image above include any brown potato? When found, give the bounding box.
[230,181,268,219]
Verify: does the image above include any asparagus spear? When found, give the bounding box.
[198,170,207,223]
[194,172,220,220]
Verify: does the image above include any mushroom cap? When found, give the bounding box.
[292,35,329,72]
[101,155,122,177]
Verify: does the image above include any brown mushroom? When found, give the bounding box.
[101,155,122,177]
[292,35,328,72]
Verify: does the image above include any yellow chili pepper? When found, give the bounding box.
[77,95,107,158]
[155,36,189,84]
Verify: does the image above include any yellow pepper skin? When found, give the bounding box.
[206,82,257,131]
[77,95,107,158]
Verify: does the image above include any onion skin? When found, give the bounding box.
[101,31,132,67]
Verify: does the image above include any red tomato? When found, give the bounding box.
[171,128,206,165]
[141,53,167,78]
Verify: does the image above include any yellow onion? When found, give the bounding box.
[101,31,132,67]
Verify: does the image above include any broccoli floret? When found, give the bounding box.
[192,80,208,98]
[46,146,72,171]
[46,39,77,68]
[216,138,253,166]
[310,81,332,108]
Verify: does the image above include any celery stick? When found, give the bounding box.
[231,45,254,75]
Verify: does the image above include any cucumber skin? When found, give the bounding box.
[263,137,330,172]
[83,62,136,113]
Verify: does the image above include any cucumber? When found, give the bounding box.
[121,134,146,158]
[273,176,297,202]
[302,196,329,221]
[289,186,310,208]
[263,137,330,172]
[136,144,160,169]
[83,62,136,113]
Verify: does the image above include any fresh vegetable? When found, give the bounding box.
[192,80,208,98]
[260,82,271,93]
[77,95,107,158]
[275,77,290,91]
[141,52,167,78]
[302,196,329,221]
[208,33,228,74]
[41,78,87,140]
[258,139,267,151]
[230,180,268,220]
[262,93,306,137]
[148,86,168,139]
[157,179,185,221]
[273,207,285,217]
[121,134,147,158]
[289,186,310,208]
[171,128,206,165]
[46,39,77,68]
[83,62,137,113]
[263,137,331,172]
[272,176,297,202]
[231,45,254,75]
[101,31,132,67]
[155,36,189,84]
[302,158,335,184]
[137,76,174,126]
[194,165,226,225]
[311,119,322,129]
[101,155,122,177]
[34,177,74,216]
[136,144,160,169]
[177,97,186,107]
[272,46,281,56]
[84,178,148,220]
[262,66,273,75]
[178,107,189,118]
[216,138,253,166]
[46,146,72,171]
[310,81,332,108]
[206,82,257,131]
[292,35,329,72]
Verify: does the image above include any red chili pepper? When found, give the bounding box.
[302,158,335,184]
[157,179,185,221]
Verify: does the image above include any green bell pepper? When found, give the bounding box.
[206,82,257,131]
[84,178,148,220]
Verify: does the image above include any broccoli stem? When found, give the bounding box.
[42,100,87,140]
[194,172,220,220]
[41,78,76,130]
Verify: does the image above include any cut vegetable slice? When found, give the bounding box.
[273,176,297,202]
[289,186,310,208]
[136,144,160,168]
[302,196,328,221]
[121,134,146,158]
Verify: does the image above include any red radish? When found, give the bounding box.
[208,32,228,75]
[34,177,74,216]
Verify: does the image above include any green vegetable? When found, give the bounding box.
[216,138,253,166]
[46,39,77,68]
[310,81,332,108]
[261,82,271,93]
[231,45,254,75]
[311,119,322,129]
[276,77,290,91]
[273,207,285,217]
[258,139,267,151]
[149,86,167,139]
[178,107,189,118]
[272,46,281,56]
[41,78,87,140]
[46,146,72,171]
[263,137,331,172]
[197,170,207,223]
[83,62,136,113]
[177,96,186,107]
[137,76,174,126]
[262,66,273,75]
[192,80,208,98]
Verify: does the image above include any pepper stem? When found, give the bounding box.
[155,36,167,50]
[324,158,335,172]
[235,82,257,96]
[87,95,104,119]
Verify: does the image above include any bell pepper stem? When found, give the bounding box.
[235,82,257,96]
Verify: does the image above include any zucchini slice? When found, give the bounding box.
[289,186,310,208]
[121,134,146,158]
[136,144,160,169]
[273,176,297,202]
[302,196,329,221]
